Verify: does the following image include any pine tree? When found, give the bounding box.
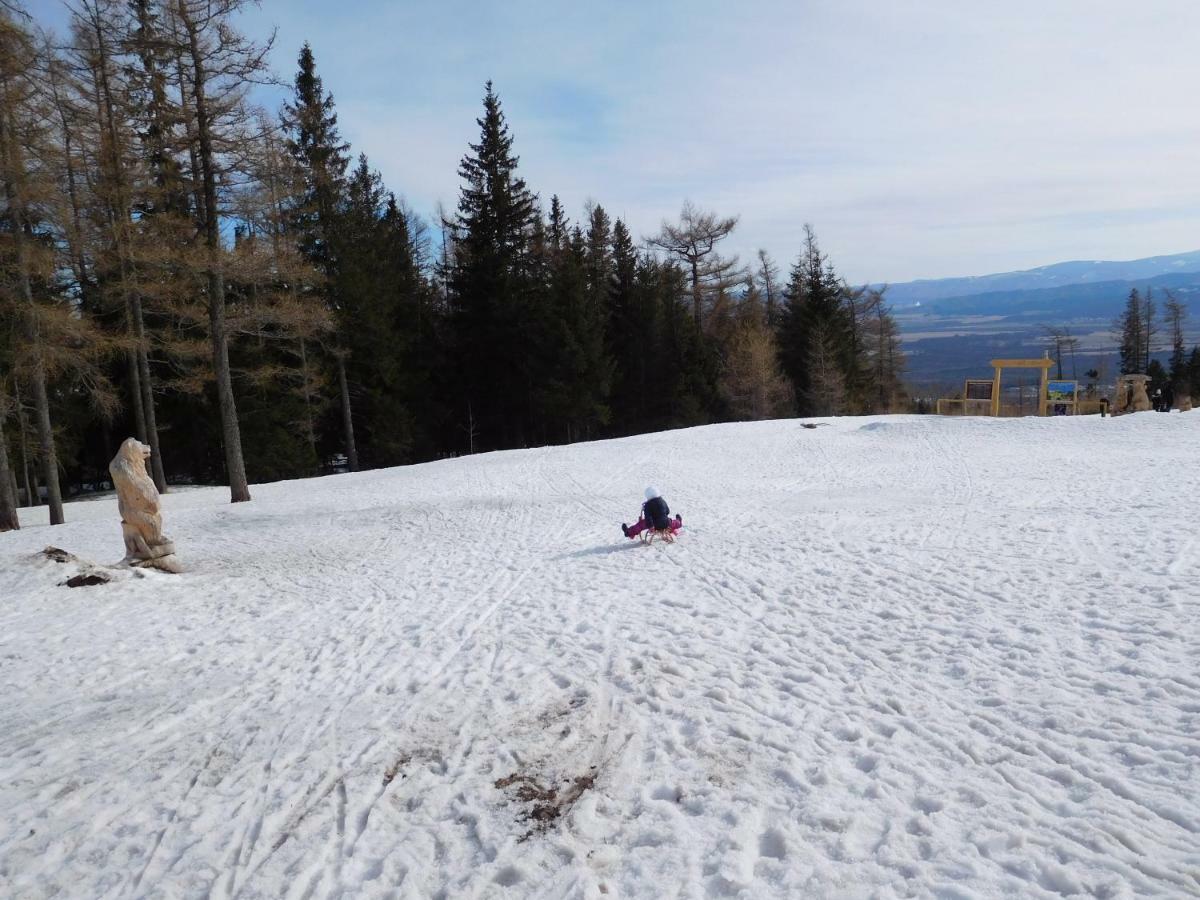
[283,43,349,272]
[541,214,612,442]
[806,318,848,416]
[575,204,614,435]
[584,203,612,313]
[1116,288,1145,374]
[646,259,721,427]
[378,194,432,457]
[777,226,853,415]
[446,81,537,450]
[605,217,653,433]
[329,157,428,466]
[841,284,874,411]
[281,42,355,469]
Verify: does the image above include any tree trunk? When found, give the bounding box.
[30,457,40,508]
[763,267,776,329]
[336,352,359,470]
[29,361,64,524]
[181,2,250,503]
[51,66,94,312]
[690,257,702,330]
[11,378,33,506]
[126,299,148,443]
[208,269,250,501]
[132,294,167,492]
[299,338,317,465]
[0,391,19,531]
[173,49,207,221]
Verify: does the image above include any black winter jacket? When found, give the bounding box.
[643,496,671,530]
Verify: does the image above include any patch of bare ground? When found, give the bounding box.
[494,767,597,841]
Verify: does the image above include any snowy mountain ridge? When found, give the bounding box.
[881,249,1200,307]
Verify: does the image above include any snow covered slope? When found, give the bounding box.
[2,414,1199,898]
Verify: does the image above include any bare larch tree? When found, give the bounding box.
[648,201,739,331]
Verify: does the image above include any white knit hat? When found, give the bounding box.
[645,486,660,500]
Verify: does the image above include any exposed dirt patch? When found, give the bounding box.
[42,547,75,564]
[63,572,111,588]
[495,766,598,841]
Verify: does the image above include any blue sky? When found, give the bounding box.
[28,0,1200,283]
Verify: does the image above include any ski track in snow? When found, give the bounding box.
[2,413,1199,898]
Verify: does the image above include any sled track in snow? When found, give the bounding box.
[2,416,1198,897]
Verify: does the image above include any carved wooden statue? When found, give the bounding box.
[109,438,181,573]
[1115,374,1152,414]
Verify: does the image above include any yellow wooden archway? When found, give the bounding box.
[989,354,1055,416]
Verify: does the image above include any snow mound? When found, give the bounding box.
[2,413,1199,897]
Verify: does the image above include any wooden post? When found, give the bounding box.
[991,365,1003,416]
[1039,354,1049,417]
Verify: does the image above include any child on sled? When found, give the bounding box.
[622,486,682,539]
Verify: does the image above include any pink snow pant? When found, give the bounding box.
[626,516,681,538]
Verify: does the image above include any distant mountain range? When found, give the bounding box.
[881,250,1200,308]
[886,251,1200,385]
